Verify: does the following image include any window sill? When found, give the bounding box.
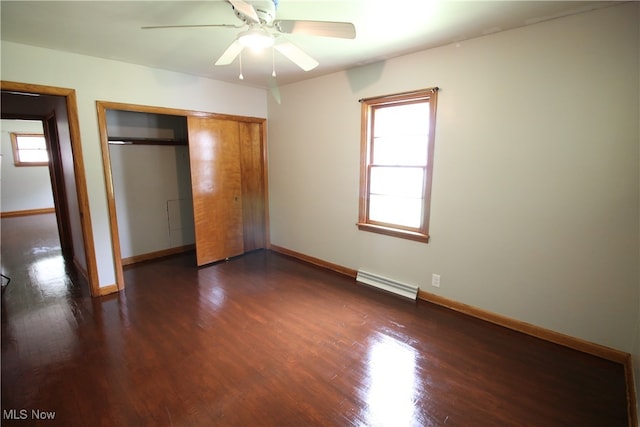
[356,223,430,243]
[14,162,49,167]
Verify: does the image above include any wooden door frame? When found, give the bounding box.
[43,112,73,252]
[96,100,269,291]
[1,81,101,297]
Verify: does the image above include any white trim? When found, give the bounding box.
[356,270,418,300]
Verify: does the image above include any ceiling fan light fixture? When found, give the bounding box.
[238,27,274,50]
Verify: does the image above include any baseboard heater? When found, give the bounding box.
[356,270,419,300]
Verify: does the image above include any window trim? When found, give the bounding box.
[10,132,49,167]
[357,87,439,243]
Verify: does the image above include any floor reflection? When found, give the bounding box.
[199,278,226,312]
[1,214,88,387]
[364,332,418,427]
[29,255,70,297]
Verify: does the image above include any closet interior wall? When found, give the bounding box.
[106,109,194,263]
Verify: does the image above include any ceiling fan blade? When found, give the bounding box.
[227,0,260,24]
[141,24,242,30]
[215,40,244,66]
[274,20,356,39]
[274,41,319,72]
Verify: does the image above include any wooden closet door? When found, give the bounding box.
[239,121,266,251]
[188,117,244,266]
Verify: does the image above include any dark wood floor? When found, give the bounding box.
[1,214,630,426]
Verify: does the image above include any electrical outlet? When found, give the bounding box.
[431,274,441,288]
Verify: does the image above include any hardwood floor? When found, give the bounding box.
[1,214,630,426]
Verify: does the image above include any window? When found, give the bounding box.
[357,88,439,243]
[10,133,48,166]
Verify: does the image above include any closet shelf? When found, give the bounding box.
[108,137,187,146]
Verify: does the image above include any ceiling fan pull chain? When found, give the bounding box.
[239,51,244,80]
[272,47,277,78]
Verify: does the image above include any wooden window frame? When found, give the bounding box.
[357,88,439,243]
[10,132,49,166]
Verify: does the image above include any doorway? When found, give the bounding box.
[0,81,100,296]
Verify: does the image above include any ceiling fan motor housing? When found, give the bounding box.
[234,1,277,25]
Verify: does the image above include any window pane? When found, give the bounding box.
[372,134,427,166]
[16,136,46,150]
[373,101,429,165]
[19,150,49,163]
[372,102,430,166]
[374,103,429,138]
[370,166,424,198]
[369,194,422,228]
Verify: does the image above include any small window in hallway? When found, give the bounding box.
[10,133,48,166]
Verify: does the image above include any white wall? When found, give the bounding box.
[268,3,639,354]
[1,41,267,288]
[0,119,54,212]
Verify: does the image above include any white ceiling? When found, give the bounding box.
[0,0,622,89]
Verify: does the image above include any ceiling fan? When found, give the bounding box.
[142,0,356,75]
